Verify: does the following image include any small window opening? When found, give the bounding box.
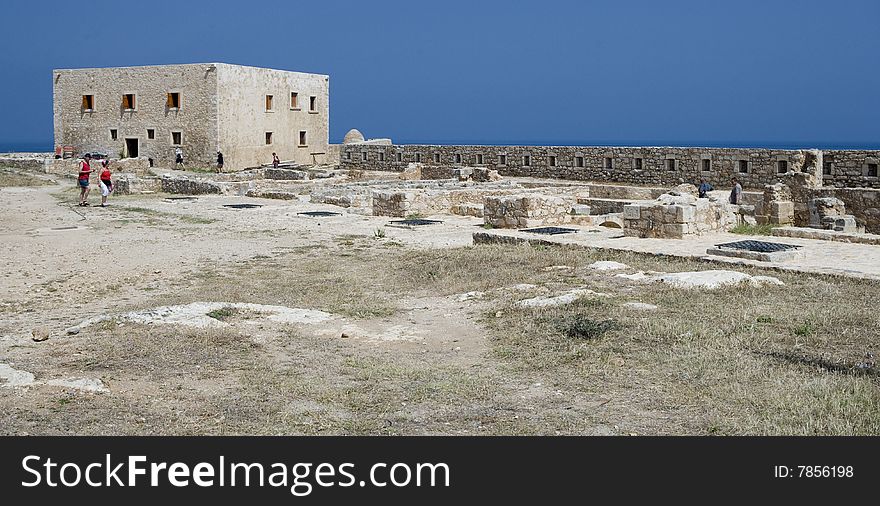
[266,95,274,111]
[635,157,643,170]
[523,155,531,166]
[299,131,307,146]
[822,162,832,175]
[82,95,94,111]
[868,163,879,177]
[378,152,385,161]
[345,151,352,160]
[122,94,135,110]
[265,132,273,145]
[309,96,317,112]
[476,153,484,165]
[702,159,712,172]
[739,160,749,173]
[433,153,441,163]
[499,154,507,165]
[362,152,368,161]
[290,92,299,109]
[415,153,421,163]
[575,156,584,168]
[454,153,462,164]
[604,157,613,169]
[549,155,557,167]
[777,160,788,174]
[147,129,155,140]
[666,158,676,171]
[110,129,117,141]
[171,131,182,145]
[166,92,180,109]
[396,152,402,162]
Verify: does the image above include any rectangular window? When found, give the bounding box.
[604,157,613,169]
[476,153,484,165]
[868,163,879,177]
[739,160,749,173]
[396,152,402,162]
[81,95,94,111]
[575,156,584,168]
[777,160,788,174]
[122,94,135,110]
[171,131,182,145]
[362,152,368,161]
[433,153,441,163]
[265,132,273,145]
[454,153,462,164]
[499,154,507,165]
[378,152,385,161]
[523,155,531,166]
[147,128,155,140]
[345,151,352,160]
[309,96,317,112]
[290,92,299,109]
[549,155,557,167]
[166,92,180,109]
[667,158,676,171]
[110,129,117,141]
[415,153,421,163]
[266,95,274,111]
[635,157,643,170]
[299,131,307,146]
[702,158,712,172]
[822,162,832,175]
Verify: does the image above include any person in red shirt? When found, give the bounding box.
[99,159,113,207]
[77,154,92,206]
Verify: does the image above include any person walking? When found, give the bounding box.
[77,154,93,206]
[272,152,280,168]
[729,177,743,205]
[98,159,113,207]
[216,151,224,172]
[698,178,713,198]
[175,147,185,169]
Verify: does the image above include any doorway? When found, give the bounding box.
[125,138,139,158]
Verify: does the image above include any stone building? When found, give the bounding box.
[53,63,329,169]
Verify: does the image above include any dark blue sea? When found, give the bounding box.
[2,140,879,153]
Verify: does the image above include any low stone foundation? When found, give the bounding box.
[483,194,575,228]
[623,188,739,239]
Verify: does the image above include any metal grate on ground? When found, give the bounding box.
[298,211,342,217]
[223,204,263,209]
[522,226,579,235]
[715,240,801,253]
[389,219,443,226]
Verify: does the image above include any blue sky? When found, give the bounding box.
[1,0,878,148]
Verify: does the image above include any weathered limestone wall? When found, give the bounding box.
[0,156,50,172]
[810,187,880,234]
[216,63,330,169]
[53,64,219,168]
[483,194,576,228]
[823,150,880,189]
[623,188,739,239]
[340,144,844,190]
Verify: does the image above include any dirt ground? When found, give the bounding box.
[1,181,879,435]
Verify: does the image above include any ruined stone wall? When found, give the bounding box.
[623,194,739,239]
[340,144,827,190]
[483,194,576,228]
[809,187,880,234]
[822,150,880,189]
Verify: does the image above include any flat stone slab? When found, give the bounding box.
[588,260,630,271]
[616,270,783,289]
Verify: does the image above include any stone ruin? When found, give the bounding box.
[622,184,742,239]
[809,197,860,233]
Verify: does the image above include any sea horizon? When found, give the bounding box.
[3,139,880,153]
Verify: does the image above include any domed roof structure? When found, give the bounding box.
[343,129,365,144]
